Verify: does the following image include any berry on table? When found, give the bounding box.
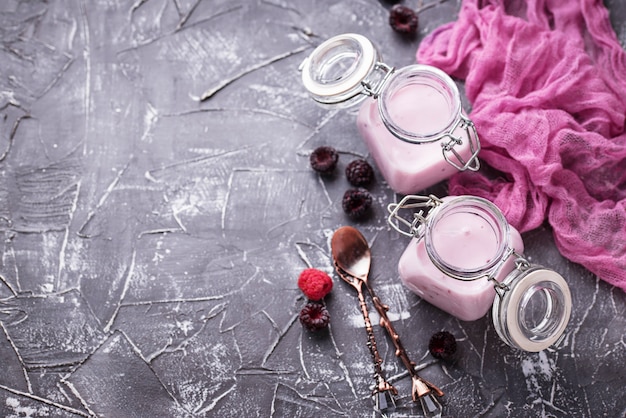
[389,4,419,35]
[299,302,331,331]
[298,268,334,301]
[342,188,373,220]
[428,331,457,360]
[310,146,339,175]
[345,159,374,187]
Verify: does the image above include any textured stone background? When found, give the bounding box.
[0,0,625,417]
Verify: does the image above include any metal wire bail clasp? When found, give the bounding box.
[489,251,526,298]
[387,194,442,238]
[361,62,395,99]
[441,114,481,172]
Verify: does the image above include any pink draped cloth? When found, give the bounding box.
[417,0,626,291]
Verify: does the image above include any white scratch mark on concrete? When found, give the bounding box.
[104,250,136,333]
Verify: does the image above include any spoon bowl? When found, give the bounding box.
[331,226,372,282]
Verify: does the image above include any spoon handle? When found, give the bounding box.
[355,281,385,376]
[355,281,396,391]
[366,284,445,400]
[334,265,397,410]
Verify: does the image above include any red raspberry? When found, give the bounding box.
[389,5,418,35]
[299,302,330,332]
[310,146,339,175]
[429,331,457,360]
[345,159,374,187]
[298,268,333,300]
[342,188,373,220]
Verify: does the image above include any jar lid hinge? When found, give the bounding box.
[361,62,395,99]
[490,250,526,298]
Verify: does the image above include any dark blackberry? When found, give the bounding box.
[389,5,418,35]
[310,146,339,175]
[345,159,374,187]
[429,331,457,360]
[342,188,373,220]
[299,302,330,332]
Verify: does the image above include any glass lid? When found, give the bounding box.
[300,33,378,106]
[492,267,572,352]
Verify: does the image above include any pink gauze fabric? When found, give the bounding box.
[417,0,626,291]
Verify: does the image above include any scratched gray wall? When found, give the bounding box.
[1,0,625,417]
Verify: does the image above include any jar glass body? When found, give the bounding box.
[392,194,572,352]
[397,196,525,321]
[356,66,477,194]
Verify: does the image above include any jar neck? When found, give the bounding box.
[424,196,511,280]
[378,65,462,143]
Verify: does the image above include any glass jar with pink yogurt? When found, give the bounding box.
[387,194,572,352]
[300,33,480,194]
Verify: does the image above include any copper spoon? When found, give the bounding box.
[330,240,397,416]
[333,264,398,416]
[331,226,444,417]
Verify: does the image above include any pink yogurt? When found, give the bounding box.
[396,196,524,322]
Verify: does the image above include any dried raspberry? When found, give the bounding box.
[299,302,330,332]
[345,159,374,187]
[298,268,333,300]
[342,188,373,220]
[429,331,457,360]
[389,5,418,35]
[310,146,339,175]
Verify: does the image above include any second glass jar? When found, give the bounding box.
[387,194,572,352]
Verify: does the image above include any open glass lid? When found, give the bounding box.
[300,33,380,106]
[492,266,572,352]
